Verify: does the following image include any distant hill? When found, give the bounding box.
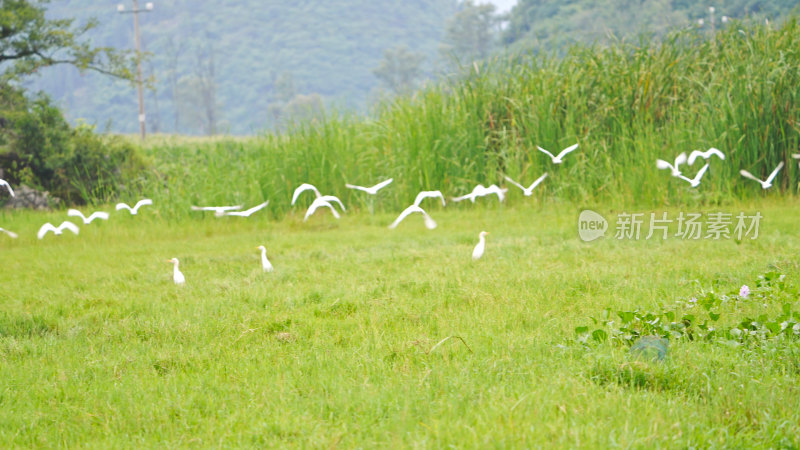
[26,0,459,134]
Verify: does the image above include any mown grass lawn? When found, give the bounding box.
[1,200,799,447]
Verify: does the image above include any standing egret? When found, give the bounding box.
[67,209,110,224]
[166,258,185,284]
[676,163,710,188]
[504,173,548,196]
[116,199,153,215]
[304,197,340,221]
[224,201,269,217]
[688,148,725,165]
[291,183,321,205]
[740,162,784,189]
[388,205,437,230]
[413,190,446,207]
[0,179,14,197]
[37,221,79,239]
[0,228,18,239]
[345,178,393,195]
[537,143,579,164]
[656,152,688,177]
[472,231,489,260]
[191,205,243,216]
[256,245,274,272]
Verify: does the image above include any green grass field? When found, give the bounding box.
[2,199,800,447]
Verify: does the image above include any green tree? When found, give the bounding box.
[372,45,425,95]
[440,1,498,66]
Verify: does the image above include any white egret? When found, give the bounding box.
[677,163,710,188]
[452,184,507,203]
[224,201,269,217]
[304,197,340,221]
[256,245,274,272]
[504,173,548,196]
[656,152,688,177]
[318,195,345,212]
[191,205,243,216]
[291,183,321,205]
[345,178,393,195]
[37,221,79,239]
[0,228,18,239]
[116,199,153,215]
[472,231,489,260]
[688,148,725,165]
[67,209,110,224]
[0,179,14,197]
[537,143,579,164]
[413,190,446,207]
[166,258,185,284]
[388,205,437,230]
[740,162,784,189]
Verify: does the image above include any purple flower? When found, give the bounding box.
[739,285,750,298]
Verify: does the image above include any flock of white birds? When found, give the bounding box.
[2,143,799,284]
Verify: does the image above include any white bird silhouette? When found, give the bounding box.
[388,205,437,230]
[656,152,688,177]
[318,195,345,212]
[191,205,243,216]
[740,162,784,189]
[291,183,322,205]
[0,179,14,197]
[116,199,153,215]
[67,209,110,224]
[256,245,274,272]
[677,163,710,188]
[345,178,393,195]
[223,201,269,217]
[166,258,185,284]
[688,147,726,165]
[37,221,79,239]
[792,153,800,160]
[537,143,579,164]
[0,228,18,239]
[504,173,548,196]
[413,190,446,207]
[304,197,340,221]
[452,184,508,203]
[472,231,489,260]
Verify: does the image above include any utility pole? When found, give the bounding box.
[118,1,153,139]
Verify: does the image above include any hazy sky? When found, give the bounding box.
[482,0,518,14]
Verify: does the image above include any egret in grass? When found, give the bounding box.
[388,205,437,230]
[116,199,153,215]
[792,153,800,168]
[0,179,14,197]
[291,183,321,205]
[656,152,688,177]
[0,228,18,239]
[37,221,79,239]
[537,143,579,164]
[256,245,274,272]
[224,201,269,217]
[472,231,489,260]
[688,148,725,165]
[304,197,340,221]
[345,178,393,195]
[191,204,243,216]
[740,162,784,189]
[413,190,446,207]
[67,209,110,224]
[504,173,548,196]
[677,163,710,188]
[166,258,185,284]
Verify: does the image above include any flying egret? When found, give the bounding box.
[0,228,18,239]
[291,183,321,205]
[537,143,579,164]
[191,205,243,216]
[452,184,507,203]
[256,245,274,272]
[37,221,79,239]
[166,258,185,284]
[472,231,489,260]
[504,173,548,196]
[318,195,345,212]
[413,190,446,207]
[676,163,710,188]
[304,197,340,221]
[687,148,725,165]
[345,178,393,195]
[116,199,153,215]
[388,205,437,230]
[740,162,784,189]
[67,209,110,224]
[224,201,269,217]
[656,152,688,177]
[0,179,14,197]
